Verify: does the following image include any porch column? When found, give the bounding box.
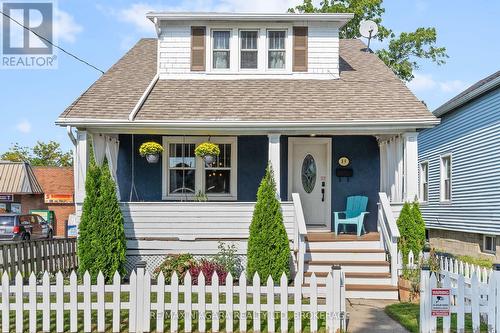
[403,132,419,202]
[74,130,89,204]
[268,133,281,198]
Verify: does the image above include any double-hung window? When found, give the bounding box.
[240,31,258,69]
[268,30,286,69]
[420,161,429,202]
[213,31,230,69]
[484,235,496,254]
[163,137,237,200]
[441,155,452,202]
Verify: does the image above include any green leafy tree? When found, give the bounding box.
[290,0,448,81]
[77,162,102,277]
[1,141,73,167]
[94,166,127,281]
[247,164,290,282]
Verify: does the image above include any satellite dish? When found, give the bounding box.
[359,20,378,52]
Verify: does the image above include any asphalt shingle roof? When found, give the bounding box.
[60,38,435,123]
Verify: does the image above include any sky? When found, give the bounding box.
[0,0,499,153]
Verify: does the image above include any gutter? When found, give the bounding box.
[128,73,159,121]
[433,75,500,117]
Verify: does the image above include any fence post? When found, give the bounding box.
[495,264,500,333]
[135,261,146,333]
[419,265,430,333]
[332,265,342,333]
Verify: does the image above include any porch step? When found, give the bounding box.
[301,281,398,300]
[304,272,392,286]
[305,232,381,250]
[304,260,390,274]
[305,249,386,261]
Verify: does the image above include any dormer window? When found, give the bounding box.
[212,31,230,69]
[268,30,286,69]
[240,31,258,69]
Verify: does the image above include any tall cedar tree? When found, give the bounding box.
[247,164,290,282]
[411,200,426,255]
[77,163,102,276]
[94,166,127,281]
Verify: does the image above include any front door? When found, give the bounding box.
[288,138,331,230]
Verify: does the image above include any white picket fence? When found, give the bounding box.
[0,266,346,333]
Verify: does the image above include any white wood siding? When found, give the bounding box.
[418,88,500,234]
[121,201,295,255]
[307,22,339,75]
[157,21,340,78]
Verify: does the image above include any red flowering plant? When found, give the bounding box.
[189,259,228,285]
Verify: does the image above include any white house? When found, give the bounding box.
[56,12,439,299]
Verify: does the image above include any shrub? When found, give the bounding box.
[139,142,163,156]
[189,259,228,285]
[247,163,290,282]
[194,142,220,157]
[397,201,426,267]
[78,162,102,277]
[94,166,127,281]
[212,241,243,277]
[154,254,196,283]
[411,200,426,255]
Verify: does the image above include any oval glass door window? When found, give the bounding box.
[301,154,317,193]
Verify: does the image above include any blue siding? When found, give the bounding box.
[237,136,268,201]
[418,87,500,234]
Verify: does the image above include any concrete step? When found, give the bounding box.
[305,249,386,261]
[301,282,399,300]
[304,272,392,286]
[305,260,390,274]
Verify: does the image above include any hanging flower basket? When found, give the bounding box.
[139,142,164,164]
[195,142,220,165]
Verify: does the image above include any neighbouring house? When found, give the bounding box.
[0,161,75,237]
[418,70,500,261]
[56,12,439,299]
[32,167,75,237]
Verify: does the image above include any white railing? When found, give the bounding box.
[377,192,400,286]
[0,266,346,333]
[420,268,500,332]
[292,193,307,285]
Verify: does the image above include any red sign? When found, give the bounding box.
[45,194,74,204]
[431,288,451,317]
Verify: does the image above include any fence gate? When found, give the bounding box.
[419,266,500,333]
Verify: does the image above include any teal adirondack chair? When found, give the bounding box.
[334,196,369,236]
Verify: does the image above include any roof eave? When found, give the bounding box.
[433,75,500,117]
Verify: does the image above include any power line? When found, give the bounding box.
[0,10,105,74]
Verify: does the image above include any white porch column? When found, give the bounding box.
[403,132,419,202]
[74,130,89,204]
[268,133,281,198]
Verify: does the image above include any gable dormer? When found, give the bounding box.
[147,12,353,80]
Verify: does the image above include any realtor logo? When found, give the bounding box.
[1,1,57,69]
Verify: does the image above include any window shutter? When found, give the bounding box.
[293,27,308,72]
[191,26,206,71]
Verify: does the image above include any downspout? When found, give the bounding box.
[67,126,77,146]
[128,73,159,121]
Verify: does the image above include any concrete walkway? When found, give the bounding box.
[346,299,410,333]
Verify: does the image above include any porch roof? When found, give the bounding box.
[58,39,437,127]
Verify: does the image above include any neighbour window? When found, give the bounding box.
[441,155,452,201]
[240,31,258,69]
[484,235,496,254]
[420,162,429,202]
[213,31,231,69]
[163,137,237,200]
[268,30,286,69]
[168,143,196,195]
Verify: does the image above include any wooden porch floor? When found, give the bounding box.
[305,232,380,242]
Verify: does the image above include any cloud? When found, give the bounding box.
[407,73,467,94]
[16,120,32,134]
[54,9,83,43]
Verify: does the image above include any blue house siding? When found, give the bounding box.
[418,87,500,234]
[117,134,380,231]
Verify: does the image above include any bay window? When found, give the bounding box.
[162,137,237,200]
[213,31,230,69]
[240,31,258,69]
[268,30,286,69]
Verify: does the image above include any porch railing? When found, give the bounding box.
[292,193,307,284]
[377,192,400,286]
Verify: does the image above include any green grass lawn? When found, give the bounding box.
[385,302,489,333]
